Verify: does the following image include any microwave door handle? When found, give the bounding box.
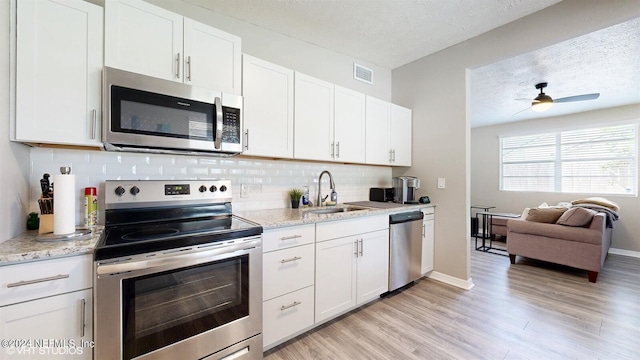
[214,97,223,149]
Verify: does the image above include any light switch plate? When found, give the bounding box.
[437,178,446,189]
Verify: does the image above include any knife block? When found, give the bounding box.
[38,214,54,234]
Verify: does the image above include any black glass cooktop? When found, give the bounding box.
[95,215,262,261]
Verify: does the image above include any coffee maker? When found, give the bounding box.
[393,176,420,204]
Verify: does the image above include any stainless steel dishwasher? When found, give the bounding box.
[389,211,424,292]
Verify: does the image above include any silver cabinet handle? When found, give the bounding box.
[187,55,192,81]
[91,109,97,140]
[80,298,86,337]
[389,149,393,163]
[280,301,301,311]
[354,240,359,257]
[331,142,335,158]
[244,129,249,150]
[423,224,426,237]
[359,238,363,257]
[336,141,340,158]
[280,256,302,264]
[176,53,181,79]
[393,149,396,162]
[7,274,69,288]
[214,97,222,149]
[280,235,302,241]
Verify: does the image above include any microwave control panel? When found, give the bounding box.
[222,107,241,144]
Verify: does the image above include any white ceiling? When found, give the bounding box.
[185,0,639,128]
[470,17,640,128]
[185,0,562,69]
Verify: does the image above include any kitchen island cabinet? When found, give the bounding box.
[105,0,241,94]
[14,0,103,147]
[315,215,389,323]
[0,255,93,359]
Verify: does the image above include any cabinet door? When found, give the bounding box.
[421,211,435,274]
[184,18,241,93]
[334,86,366,163]
[315,236,357,322]
[15,0,103,147]
[242,55,294,158]
[390,104,412,166]
[356,229,389,304]
[365,96,391,165]
[0,289,93,360]
[294,72,334,161]
[105,0,183,82]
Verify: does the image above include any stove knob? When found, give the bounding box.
[220,185,227,192]
[114,186,126,197]
[209,185,217,192]
[130,186,140,196]
[199,185,207,193]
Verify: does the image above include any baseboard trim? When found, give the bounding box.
[609,247,640,258]
[429,271,475,290]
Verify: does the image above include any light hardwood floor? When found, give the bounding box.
[264,242,640,359]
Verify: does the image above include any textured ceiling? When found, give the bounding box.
[470,17,640,127]
[184,0,562,69]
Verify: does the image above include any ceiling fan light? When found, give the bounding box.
[532,101,553,112]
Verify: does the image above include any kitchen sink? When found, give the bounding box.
[307,206,368,214]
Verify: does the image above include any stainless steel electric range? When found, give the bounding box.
[94,180,263,360]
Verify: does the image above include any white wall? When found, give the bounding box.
[0,0,30,242]
[471,104,640,252]
[392,0,640,283]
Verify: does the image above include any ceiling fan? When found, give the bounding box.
[514,82,600,115]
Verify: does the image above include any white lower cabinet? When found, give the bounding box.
[0,255,93,360]
[262,224,315,348]
[421,207,435,275]
[263,286,314,348]
[315,215,389,323]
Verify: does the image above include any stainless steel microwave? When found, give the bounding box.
[102,67,243,156]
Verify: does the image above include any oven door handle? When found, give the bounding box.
[214,96,223,150]
[96,238,260,276]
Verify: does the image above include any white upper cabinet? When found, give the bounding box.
[334,86,366,163]
[15,0,103,147]
[365,96,391,165]
[105,0,241,94]
[242,55,294,158]
[365,96,412,166]
[294,72,334,161]
[390,104,412,166]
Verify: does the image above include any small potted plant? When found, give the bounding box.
[288,188,304,209]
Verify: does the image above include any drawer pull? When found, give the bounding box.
[280,301,301,311]
[7,274,70,288]
[280,235,302,241]
[280,256,302,264]
[80,298,86,337]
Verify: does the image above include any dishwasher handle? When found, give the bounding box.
[389,211,424,224]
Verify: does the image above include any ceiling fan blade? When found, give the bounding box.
[512,107,531,116]
[554,93,600,103]
[515,98,534,101]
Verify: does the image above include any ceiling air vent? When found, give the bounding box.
[354,63,373,85]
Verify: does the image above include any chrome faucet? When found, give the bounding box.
[317,170,335,206]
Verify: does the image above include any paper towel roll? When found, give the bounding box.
[53,173,76,235]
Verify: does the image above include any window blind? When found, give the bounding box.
[500,124,637,195]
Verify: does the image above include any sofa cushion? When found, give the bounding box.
[526,208,567,223]
[556,207,597,227]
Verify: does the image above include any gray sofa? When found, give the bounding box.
[506,212,612,282]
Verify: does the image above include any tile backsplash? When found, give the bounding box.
[30,148,392,225]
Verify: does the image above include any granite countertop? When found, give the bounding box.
[236,203,434,230]
[0,227,102,266]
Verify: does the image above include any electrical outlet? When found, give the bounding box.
[241,184,263,198]
[240,184,250,198]
[437,178,446,189]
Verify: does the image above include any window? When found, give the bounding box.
[500,124,637,195]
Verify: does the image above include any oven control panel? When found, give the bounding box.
[105,180,232,209]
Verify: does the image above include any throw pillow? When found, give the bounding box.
[526,207,567,223]
[556,207,598,227]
